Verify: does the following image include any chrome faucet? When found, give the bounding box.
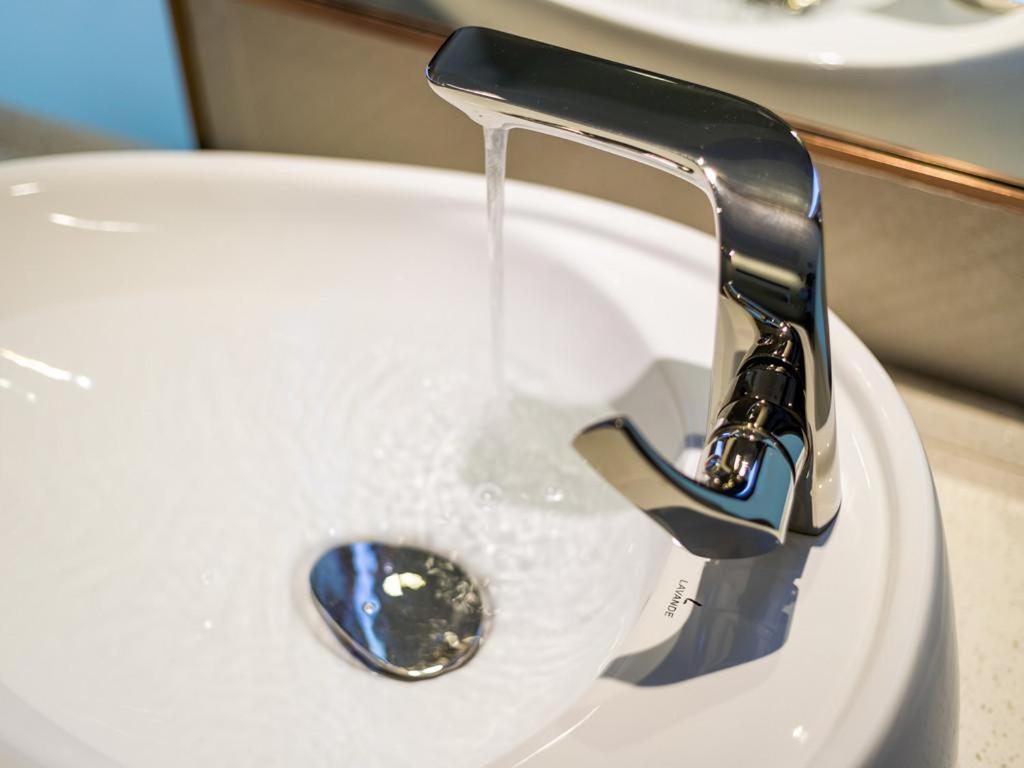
[427,28,841,559]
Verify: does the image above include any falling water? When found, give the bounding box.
[484,126,509,391]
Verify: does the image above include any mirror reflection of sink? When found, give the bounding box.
[539,0,1024,67]
[0,153,955,767]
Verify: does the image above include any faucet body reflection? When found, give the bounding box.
[427,27,841,559]
[604,530,825,686]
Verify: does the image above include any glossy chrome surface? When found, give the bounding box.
[427,27,840,558]
[310,542,486,680]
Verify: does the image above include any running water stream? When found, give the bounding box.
[484,126,509,392]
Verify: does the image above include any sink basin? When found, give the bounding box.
[0,152,956,767]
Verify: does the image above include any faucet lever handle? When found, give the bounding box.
[574,416,801,559]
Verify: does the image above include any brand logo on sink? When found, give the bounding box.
[664,578,701,618]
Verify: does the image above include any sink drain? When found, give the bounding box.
[309,542,486,680]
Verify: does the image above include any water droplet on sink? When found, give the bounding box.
[474,482,503,509]
[543,485,564,503]
[309,542,486,680]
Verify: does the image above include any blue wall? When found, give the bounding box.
[0,0,195,148]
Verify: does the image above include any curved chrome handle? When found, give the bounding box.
[574,413,806,558]
[427,28,840,558]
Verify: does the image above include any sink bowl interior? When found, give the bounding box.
[0,153,682,767]
[0,153,952,768]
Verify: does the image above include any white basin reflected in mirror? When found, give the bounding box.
[0,153,956,767]
[542,0,1024,68]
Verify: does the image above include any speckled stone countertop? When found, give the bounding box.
[893,372,1023,767]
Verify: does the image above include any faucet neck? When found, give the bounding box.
[428,27,840,555]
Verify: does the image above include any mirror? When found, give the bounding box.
[309,0,1024,186]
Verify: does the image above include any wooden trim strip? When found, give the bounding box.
[791,116,1024,189]
[795,124,1024,210]
[280,0,449,45]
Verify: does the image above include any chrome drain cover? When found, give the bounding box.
[310,542,486,680]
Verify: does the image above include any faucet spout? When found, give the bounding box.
[427,27,841,558]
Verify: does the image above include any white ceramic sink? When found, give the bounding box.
[0,152,956,767]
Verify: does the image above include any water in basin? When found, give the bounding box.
[0,151,958,768]
[0,154,674,767]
